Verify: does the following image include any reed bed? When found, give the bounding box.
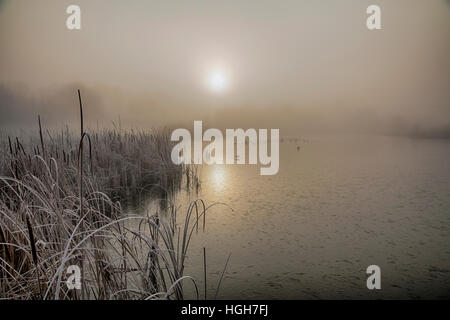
[0,126,185,205]
[0,91,206,300]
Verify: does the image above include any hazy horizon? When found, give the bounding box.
[1,0,449,136]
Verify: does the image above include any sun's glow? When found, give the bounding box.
[208,70,228,92]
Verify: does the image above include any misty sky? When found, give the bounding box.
[0,0,449,134]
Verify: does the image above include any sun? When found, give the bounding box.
[208,70,228,92]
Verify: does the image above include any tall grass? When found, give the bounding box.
[0,91,206,300]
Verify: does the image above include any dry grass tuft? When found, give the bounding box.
[0,90,206,300]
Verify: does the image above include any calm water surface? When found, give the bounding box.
[150,135,450,299]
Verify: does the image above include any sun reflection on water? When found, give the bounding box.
[210,165,226,192]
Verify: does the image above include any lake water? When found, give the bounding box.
[155,134,450,299]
